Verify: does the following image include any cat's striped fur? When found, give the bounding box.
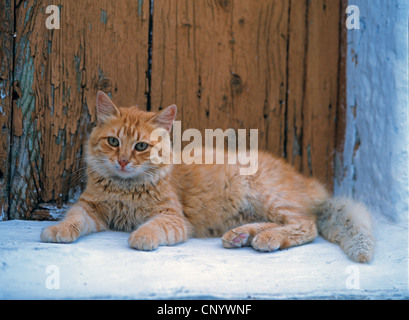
[41,91,374,262]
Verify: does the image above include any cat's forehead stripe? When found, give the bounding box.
[126,123,137,138]
[116,124,140,141]
[118,126,124,137]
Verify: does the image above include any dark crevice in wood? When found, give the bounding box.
[300,0,310,175]
[335,0,347,171]
[5,0,17,220]
[146,0,154,111]
[283,0,292,160]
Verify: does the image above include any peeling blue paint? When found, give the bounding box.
[50,84,55,116]
[0,87,7,100]
[15,35,35,121]
[47,40,52,55]
[24,6,32,27]
[98,66,108,82]
[74,55,82,93]
[138,0,143,17]
[100,10,107,24]
[9,27,39,218]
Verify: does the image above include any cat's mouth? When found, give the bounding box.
[112,162,153,180]
[88,155,157,181]
[114,165,137,178]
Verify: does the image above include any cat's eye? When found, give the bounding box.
[107,137,119,147]
[135,142,148,152]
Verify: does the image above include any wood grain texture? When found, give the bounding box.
[301,0,340,187]
[285,0,307,174]
[334,0,348,185]
[151,0,289,153]
[4,0,345,219]
[151,0,342,189]
[0,0,14,220]
[10,0,150,219]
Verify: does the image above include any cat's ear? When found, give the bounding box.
[96,91,120,124]
[150,104,177,132]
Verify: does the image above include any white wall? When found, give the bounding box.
[334,0,409,222]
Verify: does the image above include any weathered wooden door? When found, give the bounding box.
[0,0,345,220]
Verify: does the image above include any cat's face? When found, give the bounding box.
[86,91,176,182]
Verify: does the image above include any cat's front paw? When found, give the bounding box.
[128,228,159,251]
[40,224,79,243]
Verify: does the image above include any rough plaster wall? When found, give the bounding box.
[335,0,409,222]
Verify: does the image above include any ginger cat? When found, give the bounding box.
[41,91,374,263]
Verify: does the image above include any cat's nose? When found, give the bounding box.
[118,159,129,168]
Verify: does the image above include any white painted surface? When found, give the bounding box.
[0,218,407,299]
[335,0,409,223]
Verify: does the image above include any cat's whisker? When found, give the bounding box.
[62,166,87,183]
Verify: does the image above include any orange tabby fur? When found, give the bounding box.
[41,91,374,262]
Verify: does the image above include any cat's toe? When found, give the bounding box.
[40,225,78,243]
[251,232,281,252]
[222,230,250,248]
[40,226,58,242]
[128,231,159,251]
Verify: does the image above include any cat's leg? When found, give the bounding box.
[40,201,106,243]
[251,217,317,252]
[128,213,190,251]
[222,222,279,248]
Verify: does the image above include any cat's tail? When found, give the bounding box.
[316,197,375,263]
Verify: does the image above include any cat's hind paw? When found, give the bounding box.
[251,231,281,252]
[222,230,250,248]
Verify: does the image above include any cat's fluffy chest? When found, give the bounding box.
[82,176,168,232]
[105,196,152,232]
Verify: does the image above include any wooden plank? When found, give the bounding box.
[334,0,348,185]
[150,0,234,130]
[230,0,289,154]
[8,0,42,219]
[151,0,342,190]
[7,0,344,219]
[0,0,14,220]
[151,0,289,153]
[301,0,341,189]
[10,0,150,219]
[285,0,307,172]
